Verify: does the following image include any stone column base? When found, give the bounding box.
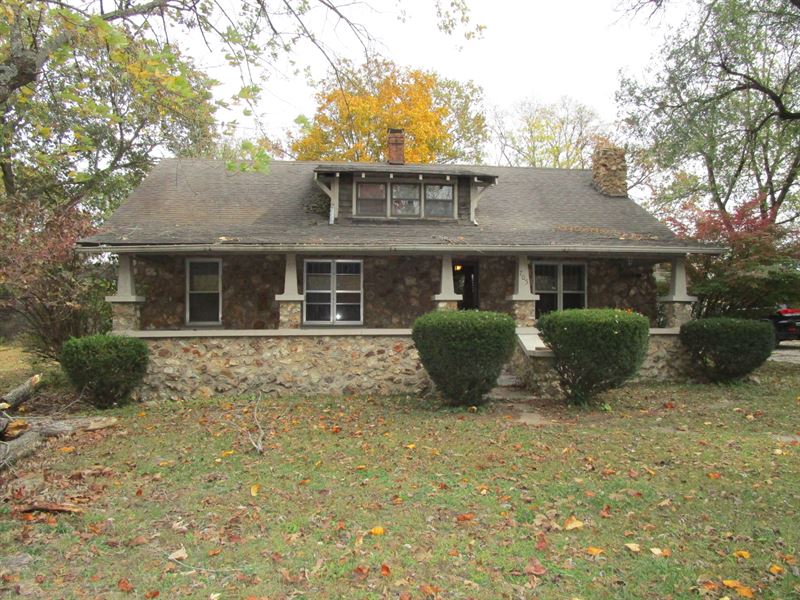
[510,299,535,327]
[278,300,302,328]
[435,300,459,311]
[110,303,141,331]
[661,301,693,327]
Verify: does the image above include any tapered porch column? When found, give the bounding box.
[506,255,539,326]
[432,255,462,310]
[276,253,304,328]
[658,256,696,327]
[106,254,145,331]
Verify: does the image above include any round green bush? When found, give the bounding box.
[412,310,517,406]
[679,317,773,382]
[538,308,650,405]
[60,334,149,408]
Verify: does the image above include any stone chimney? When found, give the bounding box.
[591,144,628,197]
[387,128,405,165]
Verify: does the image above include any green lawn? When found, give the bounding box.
[0,356,798,598]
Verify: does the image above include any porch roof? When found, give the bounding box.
[77,158,723,256]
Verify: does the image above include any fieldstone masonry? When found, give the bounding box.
[278,301,302,329]
[509,331,691,400]
[137,335,430,401]
[591,145,628,197]
[111,303,141,331]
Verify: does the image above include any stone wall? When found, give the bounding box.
[587,259,658,325]
[591,145,627,197]
[137,335,429,401]
[135,255,284,329]
[361,256,439,327]
[509,332,689,399]
[478,256,515,315]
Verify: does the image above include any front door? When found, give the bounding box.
[453,261,479,310]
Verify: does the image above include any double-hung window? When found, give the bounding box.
[304,260,363,325]
[354,181,455,219]
[186,258,222,325]
[534,263,586,318]
[424,184,455,217]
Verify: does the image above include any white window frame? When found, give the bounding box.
[303,259,364,326]
[533,261,588,313]
[185,258,222,325]
[352,177,458,220]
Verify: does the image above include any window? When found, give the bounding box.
[425,184,455,217]
[391,183,421,217]
[356,183,386,216]
[534,262,586,318]
[354,180,456,219]
[304,260,363,325]
[186,258,221,324]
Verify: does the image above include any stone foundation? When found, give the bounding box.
[434,300,459,310]
[111,303,141,331]
[661,302,693,327]
[137,335,430,401]
[509,331,690,399]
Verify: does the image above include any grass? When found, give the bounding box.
[0,348,798,598]
[0,342,36,392]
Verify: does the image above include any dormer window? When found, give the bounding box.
[355,180,456,219]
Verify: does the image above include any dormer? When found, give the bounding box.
[313,129,497,225]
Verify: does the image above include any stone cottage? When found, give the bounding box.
[76,131,721,399]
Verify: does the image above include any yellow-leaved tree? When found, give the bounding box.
[290,58,487,164]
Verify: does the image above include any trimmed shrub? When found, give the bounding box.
[60,334,149,408]
[679,317,773,382]
[538,309,650,405]
[412,310,517,406]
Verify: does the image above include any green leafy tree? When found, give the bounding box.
[493,97,605,168]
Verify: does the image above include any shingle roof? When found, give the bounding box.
[78,158,721,255]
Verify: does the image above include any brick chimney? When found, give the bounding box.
[591,144,628,197]
[387,128,405,165]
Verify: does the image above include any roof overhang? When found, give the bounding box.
[314,163,498,183]
[76,242,726,257]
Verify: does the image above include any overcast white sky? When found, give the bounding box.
[195,0,686,152]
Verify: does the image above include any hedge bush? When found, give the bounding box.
[538,309,650,405]
[679,317,773,382]
[412,310,516,406]
[60,334,149,408]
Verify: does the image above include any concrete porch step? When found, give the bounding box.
[486,387,535,402]
[496,372,523,388]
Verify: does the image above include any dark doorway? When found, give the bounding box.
[453,260,479,310]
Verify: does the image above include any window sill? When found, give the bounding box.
[348,216,459,224]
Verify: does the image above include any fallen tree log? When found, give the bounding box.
[0,416,117,469]
[0,374,42,411]
[14,502,83,514]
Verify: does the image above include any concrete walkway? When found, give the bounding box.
[770,341,800,365]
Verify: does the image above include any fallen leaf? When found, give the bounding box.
[564,516,584,530]
[168,546,188,561]
[624,543,641,553]
[369,526,385,536]
[419,584,441,596]
[456,513,476,522]
[404,443,416,449]
[250,483,261,497]
[599,504,612,518]
[220,450,235,457]
[650,547,671,557]
[352,565,369,581]
[768,564,783,575]
[117,578,134,593]
[707,472,722,479]
[524,557,547,576]
[59,446,76,453]
[380,563,390,577]
[733,550,750,559]
[586,547,604,556]
[208,548,221,556]
[535,532,548,551]
[144,592,160,599]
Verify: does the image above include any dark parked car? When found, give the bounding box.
[764,308,800,345]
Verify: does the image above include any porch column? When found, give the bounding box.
[506,255,539,327]
[658,256,696,327]
[433,255,462,310]
[275,253,304,328]
[105,254,145,331]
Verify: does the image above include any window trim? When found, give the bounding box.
[303,258,364,326]
[185,258,222,326]
[533,261,587,313]
[352,177,458,220]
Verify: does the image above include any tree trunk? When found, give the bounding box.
[1,373,42,410]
